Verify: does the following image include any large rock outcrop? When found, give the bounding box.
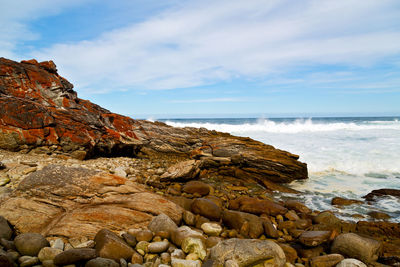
[0,58,307,188]
[0,165,183,238]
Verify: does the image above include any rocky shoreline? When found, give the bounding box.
[0,57,399,267]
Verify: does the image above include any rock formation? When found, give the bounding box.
[0,57,308,190]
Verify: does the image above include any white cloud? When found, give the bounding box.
[5,0,400,93]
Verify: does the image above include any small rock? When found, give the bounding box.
[284,200,311,214]
[181,237,206,260]
[222,210,264,239]
[51,239,64,251]
[85,257,120,267]
[38,247,63,262]
[262,217,279,238]
[148,241,169,254]
[41,259,57,267]
[0,176,10,186]
[122,233,137,247]
[183,211,196,226]
[299,231,331,247]
[94,229,134,261]
[313,211,340,226]
[53,248,96,265]
[205,236,222,248]
[191,198,221,221]
[130,251,143,264]
[285,210,300,221]
[135,241,149,254]
[201,222,222,236]
[171,249,186,259]
[331,233,382,263]
[310,254,344,267]
[0,216,12,240]
[148,213,178,234]
[120,258,128,267]
[14,233,50,256]
[19,256,39,267]
[160,252,171,264]
[70,150,87,160]
[186,253,199,260]
[278,243,297,264]
[171,226,204,247]
[336,258,367,267]
[171,258,201,267]
[114,166,127,177]
[183,181,210,196]
[136,230,153,242]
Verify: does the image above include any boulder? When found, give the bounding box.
[278,243,297,264]
[191,198,221,221]
[0,216,12,240]
[14,233,49,256]
[222,210,264,239]
[0,165,183,239]
[94,229,134,260]
[299,231,332,247]
[148,213,178,234]
[363,188,400,201]
[331,233,382,263]
[209,238,286,267]
[85,257,120,267]
[229,196,287,216]
[284,200,311,214]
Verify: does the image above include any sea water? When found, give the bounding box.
[161,117,400,222]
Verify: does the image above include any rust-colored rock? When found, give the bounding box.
[0,57,308,190]
[229,196,287,216]
[0,165,183,239]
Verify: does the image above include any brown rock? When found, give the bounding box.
[205,236,222,248]
[0,165,183,239]
[331,197,363,206]
[368,211,390,220]
[313,211,341,226]
[160,160,201,181]
[14,233,49,256]
[284,200,311,214]
[171,226,205,247]
[135,230,153,242]
[299,231,331,247]
[310,254,344,267]
[363,188,400,201]
[295,244,324,258]
[53,248,96,265]
[94,229,134,260]
[222,210,264,239]
[262,217,279,239]
[278,243,297,263]
[191,198,221,221]
[229,196,287,216]
[183,181,210,196]
[131,251,143,264]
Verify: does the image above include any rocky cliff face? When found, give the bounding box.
[0,58,307,188]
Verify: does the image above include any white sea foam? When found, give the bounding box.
[164,117,400,221]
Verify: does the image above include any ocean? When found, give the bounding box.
[160,117,400,222]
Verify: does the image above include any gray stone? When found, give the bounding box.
[0,216,12,240]
[331,233,382,263]
[85,257,120,267]
[14,233,50,256]
[148,213,178,234]
[53,248,96,265]
[336,259,367,267]
[210,238,286,267]
[51,238,64,250]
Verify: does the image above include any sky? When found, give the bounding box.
[1,0,400,118]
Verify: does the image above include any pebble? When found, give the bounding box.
[201,222,222,236]
[38,247,63,262]
[148,240,170,253]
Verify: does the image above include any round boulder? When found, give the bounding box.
[183,181,210,196]
[14,233,50,256]
[191,198,221,221]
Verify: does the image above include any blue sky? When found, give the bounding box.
[1,0,400,118]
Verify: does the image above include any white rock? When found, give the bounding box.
[336,259,367,267]
[201,222,222,236]
[171,259,201,267]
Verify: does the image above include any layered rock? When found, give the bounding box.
[0,58,308,189]
[0,165,183,238]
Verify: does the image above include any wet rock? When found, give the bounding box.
[284,200,311,214]
[331,233,382,263]
[53,248,96,265]
[299,231,331,247]
[363,188,400,201]
[278,243,297,264]
[210,238,286,267]
[191,198,221,221]
[148,213,178,234]
[262,217,279,238]
[201,222,222,236]
[368,211,390,220]
[310,254,344,267]
[94,229,134,261]
[222,210,264,239]
[313,211,341,227]
[0,216,12,240]
[171,226,204,247]
[230,196,287,216]
[183,181,210,196]
[285,210,300,221]
[85,257,120,267]
[336,259,367,267]
[14,233,49,256]
[331,197,363,206]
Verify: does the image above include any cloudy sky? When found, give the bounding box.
[1,0,400,118]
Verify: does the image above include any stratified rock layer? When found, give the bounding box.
[0,165,183,238]
[0,58,307,188]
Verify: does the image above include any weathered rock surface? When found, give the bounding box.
[331,233,382,263]
[0,58,307,190]
[209,238,286,267]
[0,165,183,238]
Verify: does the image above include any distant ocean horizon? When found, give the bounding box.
[156,116,400,222]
